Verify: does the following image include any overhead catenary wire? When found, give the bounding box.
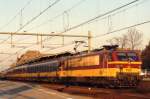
[0,0,33,30]
[43,19,150,53]
[0,0,33,45]
[0,0,61,45]
[81,0,147,26]
[40,0,140,43]
[3,19,150,59]
[15,0,61,33]
[3,0,141,50]
[27,0,87,43]
[26,0,86,31]
[59,0,140,34]
[5,0,141,45]
[94,20,150,38]
[0,0,86,48]
[0,0,140,49]
[0,0,87,58]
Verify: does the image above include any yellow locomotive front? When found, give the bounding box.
[107,50,142,87]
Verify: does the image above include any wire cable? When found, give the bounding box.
[0,0,61,45]
[15,0,61,32]
[41,0,140,43]
[59,0,140,34]
[94,20,150,38]
[26,0,86,31]
[0,0,33,30]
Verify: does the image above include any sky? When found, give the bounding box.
[0,0,149,70]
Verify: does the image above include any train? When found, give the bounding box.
[1,45,142,87]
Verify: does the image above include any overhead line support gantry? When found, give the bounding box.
[0,31,92,53]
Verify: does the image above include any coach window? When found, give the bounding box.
[45,65,47,72]
[38,65,40,72]
[43,65,45,72]
[33,67,36,73]
[36,66,38,72]
[40,65,42,72]
[37,66,39,72]
[34,66,36,72]
[37,65,40,72]
[42,65,45,72]
[47,65,50,72]
[48,65,51,72]
[27,67,29,73]
[32,67,34,73]
[51,65,54,71]
[26,67,28,73]
[30,67,32,73]
[36,65,38,72]
[48,64,50,72]
[39,65,41,72]
[46,65,48,72]
[29,67,31,73]
[40,65,43,72]
[22,68,24,73]
[31,67,34,73]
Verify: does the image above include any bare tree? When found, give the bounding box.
[107,28,143,50]
[107,35,128,49]
[127,28,143,50]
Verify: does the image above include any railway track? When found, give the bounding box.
[40,81,150,99]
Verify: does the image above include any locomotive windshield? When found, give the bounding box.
[117,52,139,61]
[127,52,139,61]
[117,52,127,61]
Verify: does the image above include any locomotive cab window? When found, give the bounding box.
[117,52,128,61]
[117,52,139,61]
[127,52,139,61]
